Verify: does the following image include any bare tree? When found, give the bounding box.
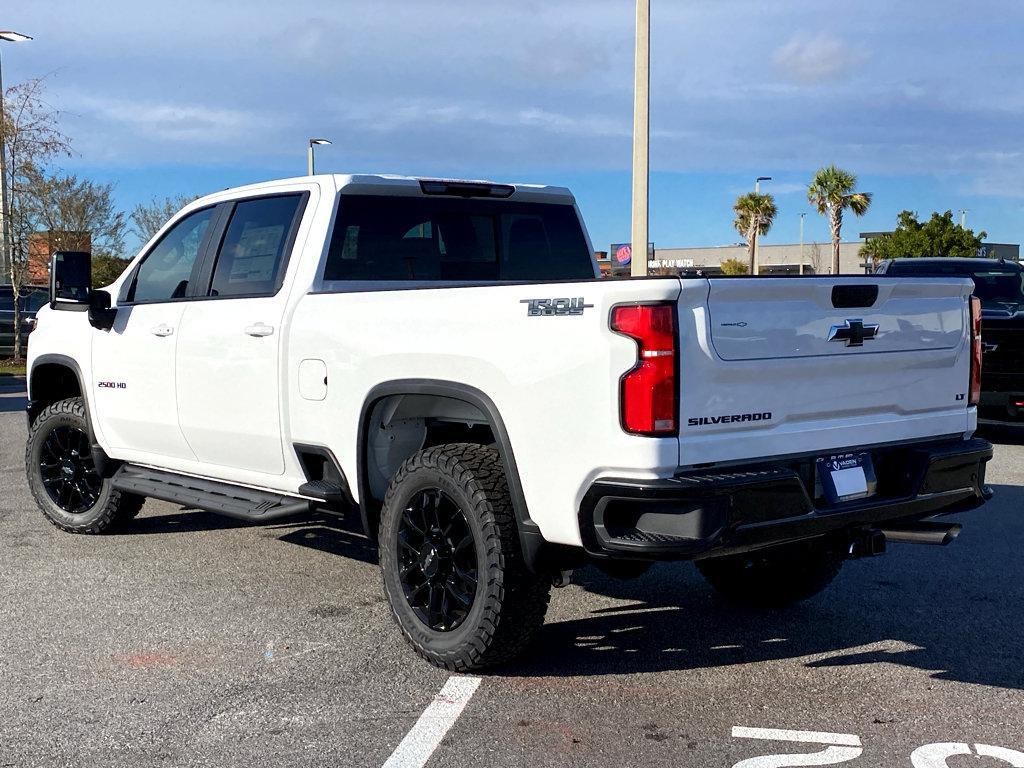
[806,242,824,274]
[2,78,72,360]
[25,168,127,256]
[131,194,196,244]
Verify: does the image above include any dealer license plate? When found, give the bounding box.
[816,452,877,503]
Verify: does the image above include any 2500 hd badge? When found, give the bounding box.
[688,411,772,426]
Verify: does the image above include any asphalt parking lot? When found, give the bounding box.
[1,380,1022,767]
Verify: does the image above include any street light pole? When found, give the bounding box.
[630,0,650,278]
[307,137,331,176]
[799,212,806,275]
[753,176,771,275]
[960,209,968,228]
[0,31,32,282]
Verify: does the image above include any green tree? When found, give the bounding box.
[860,210,987,264]
[720,257,749,275]
[732,192,777,274]
[807,165,872,274]
[91,253,130,287]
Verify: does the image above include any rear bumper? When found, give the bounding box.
[979,389,1024,422]
[579,437,993,560]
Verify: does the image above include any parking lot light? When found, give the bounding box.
[308,138,332,176]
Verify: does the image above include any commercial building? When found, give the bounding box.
[596,237,1020,276]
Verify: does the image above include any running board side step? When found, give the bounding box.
[878,521,962,546]
[112,465,313,522]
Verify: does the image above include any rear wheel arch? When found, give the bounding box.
[356,380,544,568]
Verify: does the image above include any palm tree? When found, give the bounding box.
[733,192,777,274]
[807,165,872,274]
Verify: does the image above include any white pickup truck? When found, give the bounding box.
[25,174,993,670]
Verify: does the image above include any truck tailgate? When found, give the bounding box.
[678,276,976,467]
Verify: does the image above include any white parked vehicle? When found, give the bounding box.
[25,174,992,670]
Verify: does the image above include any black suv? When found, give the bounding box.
[0,285,49,358]
[877,258,1024,423]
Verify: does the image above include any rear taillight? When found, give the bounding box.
[611,303,677,436]
[970,295,982,406]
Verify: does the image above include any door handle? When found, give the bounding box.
[151,324,174,337]
[244,322,274,338]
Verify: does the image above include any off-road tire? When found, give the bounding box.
[379,443,551,670]
[696,539,843,607]
[26,397,144,534]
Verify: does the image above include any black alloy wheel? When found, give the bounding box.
[26,397,144,534]
[379,443,551,670]
[397,488,478,632]
[38,424,102,514]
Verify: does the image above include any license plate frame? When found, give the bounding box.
[816,452,878,504]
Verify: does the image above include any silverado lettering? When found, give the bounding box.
[688,412,772,426]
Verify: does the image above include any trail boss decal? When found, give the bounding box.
[521,298,593,317]
[688,411,771,427]
[97,381,126,389]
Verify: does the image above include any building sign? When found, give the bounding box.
[650,258,694,269]
[611,243,632,266]
[610,243,655,273]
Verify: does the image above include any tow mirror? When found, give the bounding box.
[49,251,116,330]
[50,251,92,307]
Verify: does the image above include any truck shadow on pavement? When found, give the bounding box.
[500,483,1024,690]
[977,423,1024,445]
[126,507,378,565]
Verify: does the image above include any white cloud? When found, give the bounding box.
[346,99,631,140]
[772,33,867,85]
[60,94,263,144]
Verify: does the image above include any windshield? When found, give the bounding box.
[887,261,1024,307]
[970,269,1024,303]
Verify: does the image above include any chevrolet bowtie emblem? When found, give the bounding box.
[827,318,879,347]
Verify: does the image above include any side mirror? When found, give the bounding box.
[88,290,117,330]
[50,251,92,307]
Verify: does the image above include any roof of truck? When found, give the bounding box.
[204,174,576,205]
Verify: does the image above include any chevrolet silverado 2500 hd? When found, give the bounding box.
[26,174,992,670]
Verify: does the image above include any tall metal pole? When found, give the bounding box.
[799,212,806,275]
[630,0,650,278]
[0,45,9,281]
[307,143,315,176]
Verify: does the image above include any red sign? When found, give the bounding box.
[614,244,632,266]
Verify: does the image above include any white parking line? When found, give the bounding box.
[382,675,482,768]
[732,726,862,746]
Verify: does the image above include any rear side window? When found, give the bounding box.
[208,195,303,298]
[129,207,215,303]
[323,195,593,282]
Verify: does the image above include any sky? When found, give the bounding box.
[3,0,1023,255]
